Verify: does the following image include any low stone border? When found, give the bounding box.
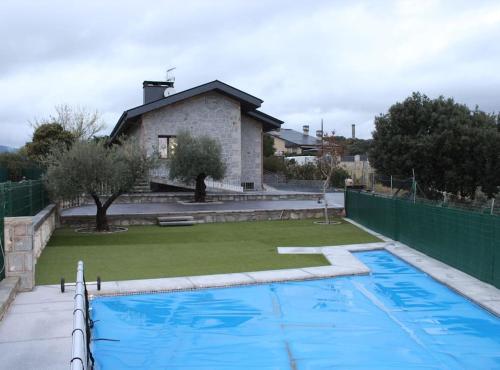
[87,244,380,297]
[74,226,128,234]
[0,277,20,321]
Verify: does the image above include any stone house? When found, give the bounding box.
[267,126,322,155]
[110,80,282,191]
[339,154,374,187]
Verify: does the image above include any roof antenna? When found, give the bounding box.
[166,67,176,83]
[164,67,176,96]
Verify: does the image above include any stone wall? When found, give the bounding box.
[73,191,323,205]
[241,114,263,189]
[61,207,343,228]
[140,91,243,184]
[4,204,56,291]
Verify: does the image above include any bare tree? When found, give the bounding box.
[31,104,105,141]
[317,132,343,223]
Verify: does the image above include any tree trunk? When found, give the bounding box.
[323,176,330,224]
[90,190,122,232]
[96,206,109,232]
[194,174,207,203]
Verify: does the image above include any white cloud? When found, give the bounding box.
[1,0,500,147]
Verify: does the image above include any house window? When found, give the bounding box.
[158,135,177,159]
[241,182,255,190]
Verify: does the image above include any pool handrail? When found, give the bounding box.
[70,261,94,370]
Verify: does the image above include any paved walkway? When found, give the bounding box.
[61,193,344,217]
[0,285,73,370]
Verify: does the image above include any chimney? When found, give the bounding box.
[316,130,323,138]
[142,80,175,104]
[302,125,309,135]
[351,124,356,139]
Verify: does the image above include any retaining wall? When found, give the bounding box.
[61,207,342,228]
[4,204,56,291]
[71,191,324,207]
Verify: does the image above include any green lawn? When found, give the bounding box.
[36,219,380,285]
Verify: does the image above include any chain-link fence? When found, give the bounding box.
[368,174,499,216]
[0,180,49,280]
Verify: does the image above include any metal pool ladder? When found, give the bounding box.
[70,261,95,370]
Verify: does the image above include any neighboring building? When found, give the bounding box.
[339,154,374,187]
[267,126,322,155]
[110,80,283,191]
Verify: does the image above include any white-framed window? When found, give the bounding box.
[158,135,177,159]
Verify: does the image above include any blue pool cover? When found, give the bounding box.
[91,251,500,369]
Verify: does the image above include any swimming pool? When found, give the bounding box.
[91,251,500,369]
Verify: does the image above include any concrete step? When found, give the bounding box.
[158,220,196,227]
[132,188,151,193]
[131,184,151,193]
[158,216,195,222]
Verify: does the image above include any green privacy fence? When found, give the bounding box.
[0,192,4,281]
[345,190,500,288]
[0,166,44,182]
[0,180,49,280]
[0,168,7,182]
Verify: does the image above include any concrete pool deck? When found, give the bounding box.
[0,222,499,369]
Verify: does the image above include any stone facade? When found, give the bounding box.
[241,115,263,189]
[138,91,243,185]
[4,205,56,291]
[124,90,272,190]
[271,135,287,156]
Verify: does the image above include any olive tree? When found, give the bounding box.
[45,137,155,231]
[169,131,226,202]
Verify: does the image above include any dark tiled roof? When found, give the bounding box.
[110,80,282,140]
[269,129,321,147]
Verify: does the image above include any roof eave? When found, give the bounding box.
[110,111,128,142]
[246,110,283,132]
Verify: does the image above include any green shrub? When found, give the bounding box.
[263,156,286,173]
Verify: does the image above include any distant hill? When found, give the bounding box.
[0,145,16,153]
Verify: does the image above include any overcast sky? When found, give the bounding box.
[1,0,500,147]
